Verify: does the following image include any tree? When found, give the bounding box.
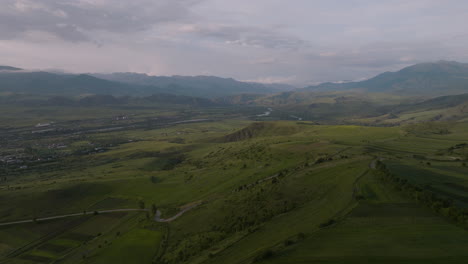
[152,204,158,215]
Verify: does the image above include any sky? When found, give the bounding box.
[1,0,468,85]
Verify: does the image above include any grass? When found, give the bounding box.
[385,160,468,207]
[1,117,468,263]
[85,228,162,264]
[256,171,468,264]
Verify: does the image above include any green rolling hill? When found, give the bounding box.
[304,61,468,95]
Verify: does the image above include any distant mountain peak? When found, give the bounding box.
[304,61,468,95]
[0,66,22,71]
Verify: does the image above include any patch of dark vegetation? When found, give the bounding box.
[386,162,463,186]
[233,173,283,192]
[253,249,274,262]
[45,183,112,205]
[350,203,433,217]
[224,122,270,142]
[443,182,468,193]
[143,156,185,171]
[87,197,130,211]
[19,254,53,263]
[164,169,311,263]
[412,154,427,160]
[252,232,307,262]
[102,212,128,218]
[127,151,164,159]
[404,122,452,135]
[319,218,336,228]
[296,121,318,125]
[448,143,467,151]
[360,184,378,200]
[150,176,161,183]
[426,186,468,204]
[377,161,468,228]
[37,243,69,253]
[315,157,333,164]
[223,122,300,142]
[128,150,186,171]
[64,232,94,242]
[168,137,186,144]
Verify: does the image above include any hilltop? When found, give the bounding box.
[0,66,22,71]
[304,61,468,95]
[0,66,291,99]
[92,73,293,98]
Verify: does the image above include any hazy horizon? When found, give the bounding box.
[2,0,468,85]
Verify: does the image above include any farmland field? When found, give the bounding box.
[1,104,467,264]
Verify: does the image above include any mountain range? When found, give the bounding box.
[92,72,294,98]
[304,61,468,95]
[1,61,468,99]
[0,68,292,98]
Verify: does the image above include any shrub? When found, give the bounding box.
[319,219,336,228]
[254,249,274,262]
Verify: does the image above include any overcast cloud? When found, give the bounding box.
[1,0,468,85]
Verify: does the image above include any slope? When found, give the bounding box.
[304,61,468,95]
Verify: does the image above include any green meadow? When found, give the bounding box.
[1,107,467,263]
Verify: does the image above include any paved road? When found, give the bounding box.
[0,203,203,227]
[1,159,374,227]
[0,209,148,227]
[155,203,202,222]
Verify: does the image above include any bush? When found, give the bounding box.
[297,232,306,240]
[254,249,274,262]
[319,219,336,228]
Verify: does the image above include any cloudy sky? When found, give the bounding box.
[1,0,468,85]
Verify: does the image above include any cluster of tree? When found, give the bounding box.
[376,161,468,228]
[161,231,226,263]
[315,157,333,164]
[403,122,452,136]
[252,232,307,262]
[159,156,325,263]
[161,180,307,263]
[233,172,283,192]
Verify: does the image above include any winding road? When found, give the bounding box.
[154,203,202,222]
[1,159,376,228]
[0,204,202,227]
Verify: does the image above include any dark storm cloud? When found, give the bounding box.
[180,24,307,50]
[183,25,307,49]
[0,0,202,41]
[1,0,468,85]
[305,40,456,74]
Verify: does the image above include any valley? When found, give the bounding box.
[2,1,468,263]
[1,102,467,263]
[1,62,468,264]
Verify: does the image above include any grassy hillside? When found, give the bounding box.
[1,113,467,263]
[0,68,286,99]
[92,73,290,98]
[252,91,468,125]
[304,61,468,95]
